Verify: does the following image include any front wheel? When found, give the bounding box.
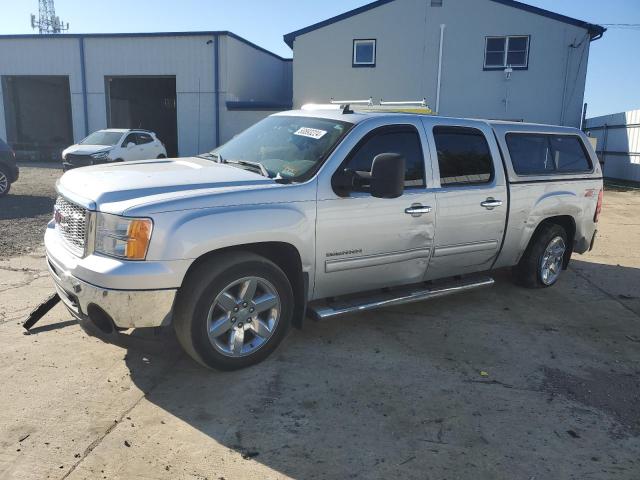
[512,223,568,288]
[174,252,293,370]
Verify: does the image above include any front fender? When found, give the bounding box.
[146,202,316,275]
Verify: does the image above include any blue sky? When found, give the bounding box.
[1,0,638,118]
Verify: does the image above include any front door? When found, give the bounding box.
[422,120,508,280]
[314,122,436,300]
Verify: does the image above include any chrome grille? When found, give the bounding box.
[54,196,88,256]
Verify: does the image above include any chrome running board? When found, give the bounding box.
[308,275,494,320]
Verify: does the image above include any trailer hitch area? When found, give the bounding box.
[23,293,61,333]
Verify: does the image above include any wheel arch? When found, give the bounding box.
[525,215,576,269]
[183,242,308,328]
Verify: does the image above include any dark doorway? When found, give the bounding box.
[2,75,74,162]
[106,76,178,157]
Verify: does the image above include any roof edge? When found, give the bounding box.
[283,0,395,48]
[0,31,293,62]
[283,0,605,48]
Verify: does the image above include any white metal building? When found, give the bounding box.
[284,0,605,127]
[0,32,292,160]
[585,110,640,182]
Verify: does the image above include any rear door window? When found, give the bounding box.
[136,133,153,145]
[433,126,494,186]
[506,133,592,175]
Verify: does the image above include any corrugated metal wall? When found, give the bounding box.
[585,110,640,182]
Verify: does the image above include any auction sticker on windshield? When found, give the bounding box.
[294,127,327,140]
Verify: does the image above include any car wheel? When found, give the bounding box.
[174,252,293,370]
[0,165,11,197]
[513,223,568,288]
[157,154,166,159]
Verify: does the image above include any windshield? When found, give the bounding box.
[80,131,123,146]
[210,116,352,180]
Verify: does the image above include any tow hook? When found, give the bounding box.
[23,293,61,332]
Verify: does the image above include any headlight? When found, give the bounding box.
[95,213,153,260]
[91,150,111,159]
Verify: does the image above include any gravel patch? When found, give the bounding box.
[0,163,61,258]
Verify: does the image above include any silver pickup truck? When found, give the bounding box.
[45,107,603,370]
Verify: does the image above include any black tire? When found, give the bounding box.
[0,165,11,197]
[157,154,167,159]
[512,223,568,289]
[174,252,294,370]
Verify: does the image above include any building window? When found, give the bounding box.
[353,39,376,67]
[484,35,530,69]
[431,0,443,6]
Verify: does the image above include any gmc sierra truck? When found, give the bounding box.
[45,106,603,370]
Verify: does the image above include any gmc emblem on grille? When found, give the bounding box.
[54,207,65,225]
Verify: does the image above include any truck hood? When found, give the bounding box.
[57,157,278,214]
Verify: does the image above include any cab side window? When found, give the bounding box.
[344,126,425,189]
[433,126,494,186]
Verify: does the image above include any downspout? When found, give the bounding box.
[435,24,445,114]
[214,34,221,147]
[559,37,572,126]
[79,36,89,137]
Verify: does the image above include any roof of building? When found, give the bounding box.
[283,0,606,48]
[0,31,292,62]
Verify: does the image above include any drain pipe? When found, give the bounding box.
[435,24,446,114]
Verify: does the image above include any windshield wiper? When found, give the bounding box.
[197,151,224,163]
[226,159,272,178]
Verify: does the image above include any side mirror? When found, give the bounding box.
[370,153,405,199]
[127,142,135,149]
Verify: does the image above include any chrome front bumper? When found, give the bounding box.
[47,253,177,329]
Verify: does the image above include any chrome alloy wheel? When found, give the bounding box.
[206,276,281,357]
[540,236,566,285]
[0,170,8,195]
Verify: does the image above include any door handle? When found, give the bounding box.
[405,205,432,216]
[481,198,503,209]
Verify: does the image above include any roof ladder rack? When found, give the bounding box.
[380,98,428,108]
[330,97,373,114]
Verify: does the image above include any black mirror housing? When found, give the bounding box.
[370,153,405,199]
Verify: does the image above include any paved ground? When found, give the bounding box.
[0,166,639,479]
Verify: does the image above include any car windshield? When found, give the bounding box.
[80,131,123,146]
[208,116,352,180]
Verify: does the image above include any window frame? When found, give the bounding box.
[505,132,594,177]
[352,39,377,68]
[432,125,495,188]
[335,124,427,194]
[483,35,530,71]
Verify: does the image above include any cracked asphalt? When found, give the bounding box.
[0,166,639,479]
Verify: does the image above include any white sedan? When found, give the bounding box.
[62,129,167,171]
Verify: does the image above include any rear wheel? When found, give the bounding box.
[174,252,293,370]
[157,154,166,159]
[0,165,11,197]
[513,223,568,288]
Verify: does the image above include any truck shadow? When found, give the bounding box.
[0,194,55,220]
[79,261,640,478]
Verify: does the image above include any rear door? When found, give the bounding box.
[422,119,508,280]
[135,132,156,160]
